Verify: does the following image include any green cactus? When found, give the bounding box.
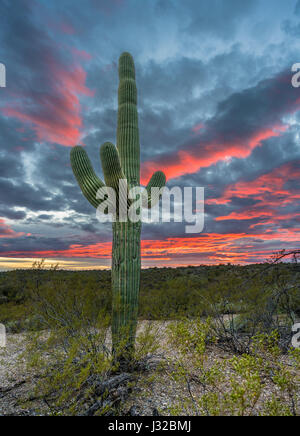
[70,52,166,361]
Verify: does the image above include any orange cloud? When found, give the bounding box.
[2,56,93,146]
[209,160,300,229]
[142,123,288,183]
[208,160,300,206]
[0,219,24,239]
[2,228,299,265]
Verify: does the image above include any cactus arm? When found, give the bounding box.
[100,141,132,214]
[70,146,105,209]
[100,142,125,193]
[144,170,166,208]
[117,52,140,188]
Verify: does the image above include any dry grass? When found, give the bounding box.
[0,321,299,416]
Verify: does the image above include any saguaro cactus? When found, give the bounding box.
[70,52,166,360]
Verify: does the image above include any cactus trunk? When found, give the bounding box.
[111,221,141,356]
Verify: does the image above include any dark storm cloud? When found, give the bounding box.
[141,66,300,183]
[0,152,23,179]
[281,0,300,38]
[37,214,54,220]
[84,43,284,166]
[0,234,70,254]
[0,0,94,147]
[182,0,258,40]
[0,207,26,221]
[0,0,69,101]
[178,128,300,201]
[0,178,66,212]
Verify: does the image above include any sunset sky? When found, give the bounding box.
[0,0,299,270]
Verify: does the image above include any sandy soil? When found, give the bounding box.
[0,322,299,416]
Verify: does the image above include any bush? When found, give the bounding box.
[158,319,300,416]
[21,262,160,415]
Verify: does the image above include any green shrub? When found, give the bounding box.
[159,319,300,416]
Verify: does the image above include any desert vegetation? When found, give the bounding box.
[0,252,299,416]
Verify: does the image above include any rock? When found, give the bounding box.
[127,405,140,416]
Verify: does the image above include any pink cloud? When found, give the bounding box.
[142,123,288,183]
[2,58,94,147]
[0,219,24,239]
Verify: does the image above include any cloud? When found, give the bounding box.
[0,208,26,221]
[207,160,300,236]
[209,160,300,206]
[2,64,93,146]
[0,219,25,238]
[0,0,93,147]
[141,70,299,182]
[0,0,299,267]
[2,227,299,265]
[183,0,258,40]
